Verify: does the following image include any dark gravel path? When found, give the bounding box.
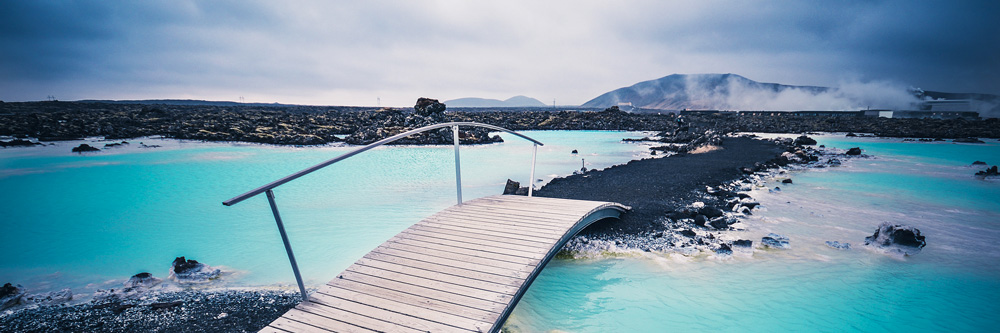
[536,137,785,235]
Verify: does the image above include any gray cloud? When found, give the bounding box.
[1,0,997,106]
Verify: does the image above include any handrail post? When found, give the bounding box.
[452,125,463,205]
[266,189,308,300]
[528,143,537,197]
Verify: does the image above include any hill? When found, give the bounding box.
[582,73,829,110]
[445,95,547,107]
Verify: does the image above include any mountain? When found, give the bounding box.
[582,73,829,110]
[445,95,547,107]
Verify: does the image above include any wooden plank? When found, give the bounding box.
[408,224,553,247]
[373,243,534,273]
[401,227,549,254]
[434,209,576,227]
[282,308,374,332]
[425,214,571,233]
[427,211,572,230]
[389,232,545,260]
[313,285,494,331]
[457,201,599,217]
[418,218,565,241]
[334,270,508,312]
[362,251,525,287]
[345,264,515,303]
[489,195,611,207]
[354,257,521,294]
[370,246,531,279]
[304,293,476,332]
[260,325,293,333]
[268,316,337,332]
[318,280,500,322]
[385,237,541,265]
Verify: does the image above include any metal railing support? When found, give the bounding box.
[265,189,308,300]
[528,143,537,197]
[452,125,463,205]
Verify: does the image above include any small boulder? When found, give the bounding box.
[846,147,862,155]
[71,144,100,152]
[679,229,697,238]
[1,283,25,310]
[972,161,987,165]
[124,272,162,290]
[414,97,446,116]
[846,132,857,137]
[794,135,818,146]
[781,179,793,184]
[693,214,708,227]
[503,179,520,195]
[715,244,733,255]
[825,241,851,250]
[733,239,753,248]
[709,217,730,229]
[975,166,999,177]
[571,149,578,154]
[698,205,724,219]
[864,222,926,255]
[169,257,221,283]
[761,233,790,249]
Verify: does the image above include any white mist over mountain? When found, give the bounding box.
[584,74,924,111]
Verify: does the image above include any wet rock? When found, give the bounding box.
[414,97,446,117]
[972,161,987,165]
[124,272,162,290]
[953,137,985,143]
[169,257,221,283]
[846,132,857,137]
[864,222,926,255]
[794,135,817,145]
[693,214,708,227]
[716,243,733,255]
[24,288,73,305]
[709,217,730,229]
[503,179,521,195]
[698,205,724,219]
[733,239,753,247]
[781,178,793,184]
[975,165,999,177]
[846,147,862,155]
[1,283,25,310]
[825,241,851,250]
[571,149,578,154]
[679,229,697,238]
[761,233,790,249]
[71,144,100,152]
[0,139,40,147]
[828,158,842,166]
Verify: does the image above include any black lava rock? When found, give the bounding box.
[414,97,446,116]
[975,166,999,177]
[864,222,926,255]
[716,243,733,255]
[733,239,753,247]
[698,205,724,218]
[846,147,862,155]
[794,135,817,145]
[781,178,793,184]
[71,144,100,152]
[972,161,987,165]
[679,229,697,238]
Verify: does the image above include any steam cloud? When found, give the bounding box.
[682,75,923,111]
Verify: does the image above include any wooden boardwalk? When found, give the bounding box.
[262,194,629,333]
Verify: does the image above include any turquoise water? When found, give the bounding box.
[4,132,999,332]
[0,131,655,293]
[507,135,1000,332]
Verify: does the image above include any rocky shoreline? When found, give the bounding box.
[2,101,999,149]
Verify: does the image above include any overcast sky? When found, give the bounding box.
[1,0,997,107]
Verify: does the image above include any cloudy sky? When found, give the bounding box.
[1,0,997,107]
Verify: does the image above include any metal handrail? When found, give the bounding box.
[223,122,542,206]
[222,122,544,299]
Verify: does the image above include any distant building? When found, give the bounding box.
[889,110,979,120]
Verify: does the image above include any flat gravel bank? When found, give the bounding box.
[536,136,785,235]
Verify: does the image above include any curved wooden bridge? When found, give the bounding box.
[223,122,629,332]
[263,195,628,332]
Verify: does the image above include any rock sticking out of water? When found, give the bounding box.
[762,233,790,249]
[846,147,862,155]
[1,283,26,310]
[124,272,162,290]
[825,241,851,250]
[864,222,926,256]
[169,257,221,283]
[975,165,998,177]
[71,144,100,152]
[502,179,529,195]
[794,135,817,146]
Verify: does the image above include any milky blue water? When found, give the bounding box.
[3,132,999,332]
[507,134,1000,332]
[0,131,656,293]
